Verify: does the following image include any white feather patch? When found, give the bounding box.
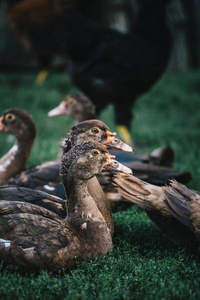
[44,185,56,191]
[0,145,18,172]
[0,238,11,248]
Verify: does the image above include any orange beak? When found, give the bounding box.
[103,152,132,174]
[103,152,116,170]
[48,101,67,117]
[104,130,133,153]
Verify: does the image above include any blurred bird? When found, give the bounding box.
[4,0,173,143]
[48,93,96,124]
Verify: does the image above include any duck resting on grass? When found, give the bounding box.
[0,108,36,184]
[0,141,132,271]
[113,173,200,249]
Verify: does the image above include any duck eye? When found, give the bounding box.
[91,149,100,157]
[6,113,14,121]
[91,127,99,134]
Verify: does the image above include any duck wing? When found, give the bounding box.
[0,200,72,270]
[113,174,197,247]
[0,186,66,218]
[164,181,200,239]
[6,160,66,199]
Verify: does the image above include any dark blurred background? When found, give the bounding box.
[0,0,200,73]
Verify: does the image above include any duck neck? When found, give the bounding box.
[64,175,104,225]
[0,135,34,184]
[64,174,112,253]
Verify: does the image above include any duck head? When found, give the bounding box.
[48,93,96,122]
[63,119,133,153]
[0,108,36,141]
[60,141,132,184]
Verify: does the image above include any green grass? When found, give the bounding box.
[0,70,200,299]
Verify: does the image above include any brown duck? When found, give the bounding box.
[0,108,36,184]
[113,173,198,248]
[0,141,130,271]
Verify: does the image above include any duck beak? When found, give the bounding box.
[0,116,5,131]
[48,101,66,117]
[105,130,133,153]
[103,153,132,174]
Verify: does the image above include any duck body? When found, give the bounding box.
[0,109,36,184]
[0,141,128,271]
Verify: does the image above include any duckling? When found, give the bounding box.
[113,173,196,248]
[0,109,36,184]
[0,141,130,271]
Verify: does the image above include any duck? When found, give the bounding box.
[113,173,197,248]
[48,93,191,186]
[0,108,36,184]
[0,141,131,271]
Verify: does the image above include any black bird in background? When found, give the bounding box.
[4,0,172,143]
[59,0,172,143]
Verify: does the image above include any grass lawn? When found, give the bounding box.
[0,70,200,299]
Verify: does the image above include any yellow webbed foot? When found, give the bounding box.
[117,125,133,146]
[35,69,49,85]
